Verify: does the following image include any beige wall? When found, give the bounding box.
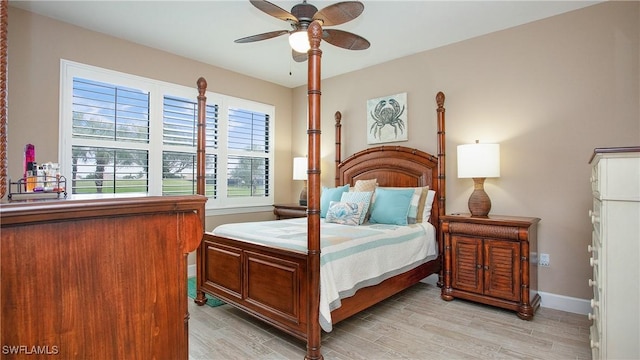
[6,6,294,221]
[292,1,639,300]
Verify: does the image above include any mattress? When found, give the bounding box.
[211,217,438,332]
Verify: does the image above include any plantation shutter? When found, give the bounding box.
[162,96,218,197]
[226,108,270,198]
[71,78,150,194]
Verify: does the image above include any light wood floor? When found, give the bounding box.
[188,282,591,359]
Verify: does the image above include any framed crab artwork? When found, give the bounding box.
[366,92,408,144]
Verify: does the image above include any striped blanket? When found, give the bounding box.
[212,217,437,332]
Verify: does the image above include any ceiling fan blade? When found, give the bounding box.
[250,0,297,22]
[235,30,289,43]
[323,29,370,50]
[292,50,308,63]
[313,1,364,26]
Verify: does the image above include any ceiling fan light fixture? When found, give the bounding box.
[289,30,310,53]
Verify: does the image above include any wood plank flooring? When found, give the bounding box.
[188,282,591,359]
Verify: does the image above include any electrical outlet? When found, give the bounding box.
[539,253,550,267]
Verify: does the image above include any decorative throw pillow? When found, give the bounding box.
[352,178,377,193]
[421,190,437,223]
[415,186,429,222]
[340,191,373,225]
[369,188,415,226]
[352,179,377,221]
[320,184,350,218]
[325,201,364,226]
[374,186,428,224]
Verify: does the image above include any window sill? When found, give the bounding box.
[205,205,273,217]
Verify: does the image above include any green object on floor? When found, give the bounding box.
[187,277,225,307]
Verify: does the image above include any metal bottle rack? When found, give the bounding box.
[7,175,68,200]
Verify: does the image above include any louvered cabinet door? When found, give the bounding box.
[451,235,483,294]
[483,239,520,301]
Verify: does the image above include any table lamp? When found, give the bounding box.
[457,141,500,217]
[293,157,307,206]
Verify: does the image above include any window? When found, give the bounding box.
[161,95,218,198]
[60,60,274,211]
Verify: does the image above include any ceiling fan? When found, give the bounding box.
[235,0,370,62]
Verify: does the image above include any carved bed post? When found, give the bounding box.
[194,77,208,306]
[334,111,342,187]
[436,91,446,218]
[0,0,7,199]
[196,77,207,217]
[306,19,323,360]
[436,91,446,287]
[333,111,342,187]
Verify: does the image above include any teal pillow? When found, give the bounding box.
[369,188,414,225]
[320,184,350,218]
[377,186,427,224]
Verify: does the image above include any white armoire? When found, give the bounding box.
[588,146,640,360]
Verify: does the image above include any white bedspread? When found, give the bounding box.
[211,217,437,332]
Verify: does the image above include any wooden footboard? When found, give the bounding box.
[198,233,310,340]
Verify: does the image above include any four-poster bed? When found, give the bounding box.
[194,21,446,359]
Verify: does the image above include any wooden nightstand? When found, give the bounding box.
[440,214,541,320]
[273,203,307,219]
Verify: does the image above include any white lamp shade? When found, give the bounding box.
[293,157,307,180]
[289,31,310,53]
[457,143,500,178]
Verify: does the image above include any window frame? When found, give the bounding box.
[59,59,275,213]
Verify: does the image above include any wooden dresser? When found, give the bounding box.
[1,195,205,359]
[441,214,540,319]
[588,147,640,359]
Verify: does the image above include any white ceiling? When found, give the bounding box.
[11,0,600,88]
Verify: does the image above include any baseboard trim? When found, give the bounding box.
[421,275,590,315]
[538,291,590,315]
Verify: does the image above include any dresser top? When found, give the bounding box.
[589,146,640,164]
[1,194,206,226]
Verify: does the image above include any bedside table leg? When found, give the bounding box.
[441,231,454,301]
[517,293,541,320]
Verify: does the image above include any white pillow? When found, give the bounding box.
[421,190,437,222]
